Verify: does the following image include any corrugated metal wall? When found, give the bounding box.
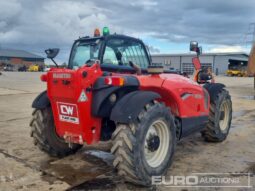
[151,54,248,74]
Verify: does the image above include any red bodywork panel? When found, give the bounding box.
[137,74,209,118]
[46,64,102,144]
[45,64,209,145]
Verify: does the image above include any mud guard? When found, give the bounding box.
[92,76,139,118]
[203,83,225,101]
[110,91,161,123]
[32,91,50,109]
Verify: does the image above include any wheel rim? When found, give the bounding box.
[144,119,170,168]
[219,100,230,131]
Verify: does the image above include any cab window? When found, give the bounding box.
[103,47,118,65]
[103,38,149,68]
[69,39,100,69]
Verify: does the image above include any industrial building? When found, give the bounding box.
[0,49,44,71]
[151,52,249,75]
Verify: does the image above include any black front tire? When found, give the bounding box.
[111,101,176,186]
[201,89,232,142]
[30,107,82,157]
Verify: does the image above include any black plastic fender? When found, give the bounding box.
[32,91,50,109]
[92,76,139,118]
[203,83,225,102]
[110,91,161,123]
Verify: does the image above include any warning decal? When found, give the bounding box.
[78,90,88,102]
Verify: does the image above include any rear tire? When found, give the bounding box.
[30,107,82,157]
[201,89,232,142]
[111,101,176,186]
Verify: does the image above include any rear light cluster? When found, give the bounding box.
[40,74,47,82]
[104,77,125,86]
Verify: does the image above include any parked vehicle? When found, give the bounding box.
[28,65,39,72]
[226,68,246,77]
[18,65,27,72]
[4,64,14,71]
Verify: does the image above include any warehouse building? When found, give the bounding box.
[151,52,249,75]
[0,49,44,71]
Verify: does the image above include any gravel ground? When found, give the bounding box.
[0,72,254,191]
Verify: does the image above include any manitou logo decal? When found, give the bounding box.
[57,102,79,124]
[53,73,72,79]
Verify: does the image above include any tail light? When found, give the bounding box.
[40,74,47,82]
[104,77,125,86]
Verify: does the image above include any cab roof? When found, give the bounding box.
[76,34,144,44]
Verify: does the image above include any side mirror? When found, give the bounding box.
[190,41,202,55]
[45,48,59,59]
[190,41,198,52]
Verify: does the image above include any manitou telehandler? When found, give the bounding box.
[30,27,232,186]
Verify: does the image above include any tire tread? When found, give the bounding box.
[30,108,82,157]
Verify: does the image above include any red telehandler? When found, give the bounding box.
[30,28,232,186]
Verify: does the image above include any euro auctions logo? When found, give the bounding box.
[152,173,252,188]
[152,175,198,187]
[57,102,79,124]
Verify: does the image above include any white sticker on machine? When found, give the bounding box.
[57,102,79,124]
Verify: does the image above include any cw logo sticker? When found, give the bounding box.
[60,105,74,115]
[57,102,79,124]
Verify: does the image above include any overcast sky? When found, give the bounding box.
[0,0,255,62]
